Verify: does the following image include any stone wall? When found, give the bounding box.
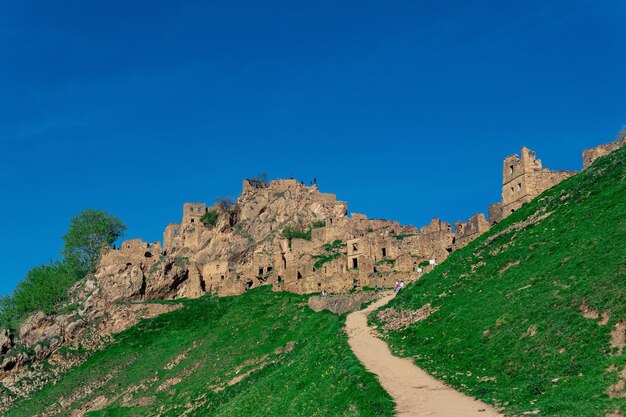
[182,202,207,225]
[490,147,577,224]
[582,131,626,169]
[454,213,490,249]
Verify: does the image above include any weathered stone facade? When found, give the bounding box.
[89,133,626,302]
[582,128,626,169]
[89,179,471,301]
[488,147,577,224]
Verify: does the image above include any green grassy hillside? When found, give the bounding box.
[8,287,394,417]
[373,147,626,416]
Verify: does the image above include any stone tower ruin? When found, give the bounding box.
[488,147,576,223]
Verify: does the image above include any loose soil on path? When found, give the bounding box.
[346,293,502,417]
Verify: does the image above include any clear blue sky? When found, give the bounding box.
[1,0,624,295]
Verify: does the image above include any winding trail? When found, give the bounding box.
[346,293,501,417]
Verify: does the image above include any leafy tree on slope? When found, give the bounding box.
[62,209,126,275]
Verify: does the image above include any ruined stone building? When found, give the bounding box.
[488,147,577,224]
[92,133,624,303]
[582,127,626,169]
[95,178,489,301]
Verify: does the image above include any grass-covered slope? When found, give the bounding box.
[8,287,394,417]
[374,147,626,416]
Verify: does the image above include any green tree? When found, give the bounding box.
[200,210,219,227]
[0,261,79,329]
[62,209,126,274]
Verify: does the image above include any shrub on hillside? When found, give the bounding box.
[200,210,218,227]
[1,209,126,331]
[281,225,310,242]
[311,220,326,229]
[0,261,80,330]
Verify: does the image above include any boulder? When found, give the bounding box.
[0,329,12,354]
[18,312,62,349]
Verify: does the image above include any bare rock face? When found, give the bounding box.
[95,243,190,303]
[18,312,62,349]
[0,329,12,354]
[308,292,381,315]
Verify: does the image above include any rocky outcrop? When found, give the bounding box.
[308,292,382,315]
[0,330,12,355]
[94,252,190,303]
[19,312,62,349]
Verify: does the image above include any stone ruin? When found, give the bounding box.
[1,130,624,392]
[488,147,577,224]
[93,131,625,302]
[582,127,626,169]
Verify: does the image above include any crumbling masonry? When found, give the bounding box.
[94,132,624,301]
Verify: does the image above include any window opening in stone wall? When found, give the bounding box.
[221,275,224,280]
[297,271,302,279]
[510,187,514,194]
[518,183,522,190]
[259,267,264,275]
[267,266,273,273]
[144,251,153,258]
[352,244,358,252]
[352,258,359,269]
[191,218,194,223]
[381,248,387,257]
[509,165,514,174]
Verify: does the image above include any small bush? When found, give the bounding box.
[282,221,327,246]
[418,260,431,267]
[200,210,218,227]
[215,197,235,210]
[393,233,416,240]
[175,257,189,267]
[0,261,80,330]
[281,226,310,242]
[311,220,326,229]
[312,240,346,268]
[312,253,341,269]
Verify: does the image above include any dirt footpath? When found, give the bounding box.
[345,293,502,417]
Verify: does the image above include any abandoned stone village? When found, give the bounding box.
[94,133,625,303]
[0,131,624,404]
